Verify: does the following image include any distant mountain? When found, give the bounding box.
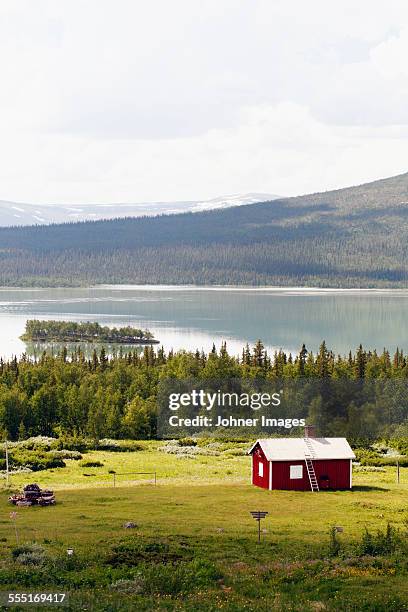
[1,172,408,288]
[0,193,279,227]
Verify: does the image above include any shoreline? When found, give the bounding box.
[2,284,408,295]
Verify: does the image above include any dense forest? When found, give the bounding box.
[0,341,407,444]
[21,320,157,344]
[1,172,408,287]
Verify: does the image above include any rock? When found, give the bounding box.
[123,522,138,529]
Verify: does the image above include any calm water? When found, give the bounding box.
[0,285,408,359]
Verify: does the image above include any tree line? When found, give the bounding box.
[0,341,407,443]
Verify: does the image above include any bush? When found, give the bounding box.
[178,437,197,447]
[54,435,88,452]
[389,435,408,456]
[14,437,59,452]
[79,460,104,468]
[354,448,408,467]
[328,526,341,557]
[363,456,408,467]
[96,439,146,452]
[158,443,220,456]
[12,544,46,566]
[9,450,65,471]
[51,450,82,460]
[357,523,404,556]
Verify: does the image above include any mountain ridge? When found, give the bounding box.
[0,192,279,227]
[0,172,407,288]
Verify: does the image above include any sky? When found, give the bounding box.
[0,0,408,204]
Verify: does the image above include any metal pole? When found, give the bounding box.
[397,460,400,484]
[258,519,261,543]
[113,473,116,488]
[154,472,156,486]
[5,440,10,487]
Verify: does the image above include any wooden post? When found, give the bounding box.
[5,440,10,487]
[397,460,400,484]
[10,512,18,544]
[113,473,116,488]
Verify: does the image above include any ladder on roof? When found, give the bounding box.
[304,437,319,492]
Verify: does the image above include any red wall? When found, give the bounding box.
[251,444,270,489]
[271,459,351,491]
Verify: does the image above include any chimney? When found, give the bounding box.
[304,425,316,438]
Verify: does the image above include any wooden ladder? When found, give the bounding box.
[304,437,319,492]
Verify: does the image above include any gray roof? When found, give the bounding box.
[248,438,355,461]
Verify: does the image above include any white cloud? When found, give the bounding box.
[371,28,408,78]
[0,0,407,203]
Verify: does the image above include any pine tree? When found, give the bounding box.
[298,344,308,376]
[355,344,366,378]
[253,340,264,368]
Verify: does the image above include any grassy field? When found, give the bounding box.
[1,444,408,611]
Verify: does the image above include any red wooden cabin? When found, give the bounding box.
[248,429,355,491]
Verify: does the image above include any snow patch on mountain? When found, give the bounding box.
[0,193,280,227]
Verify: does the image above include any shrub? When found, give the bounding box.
[15,437,59,451]
[79,460,104,468]
[51,450,82,460]
[17,552,46,566]
[328,526,341,556]
[389,435,408,456]
[54,435,88,452]
[178,437,197,447]
[364,456,408,467]
[158,443,220,456]
[354,448,408,467]
[357,523,404,556]
[96,439,146,452]
[12,544,46,566]
[9,450,65,471]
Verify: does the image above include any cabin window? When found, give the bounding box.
[290,465,303,479]
[258,462,264,477]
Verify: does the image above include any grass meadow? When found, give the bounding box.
[0,443,407,611]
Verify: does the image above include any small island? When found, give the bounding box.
[21,320,159,345]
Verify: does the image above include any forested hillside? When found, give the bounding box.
[1,172,408,287]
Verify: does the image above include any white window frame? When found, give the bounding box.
[258,461,264,477]
[290,465,303,479]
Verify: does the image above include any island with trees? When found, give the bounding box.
[20,319,159,345]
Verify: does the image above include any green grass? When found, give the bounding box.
[0,444,408,611]
[2,442,249,489]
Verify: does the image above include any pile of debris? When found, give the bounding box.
[9,484,56,507]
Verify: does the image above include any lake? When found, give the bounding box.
[0,285,408,360]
